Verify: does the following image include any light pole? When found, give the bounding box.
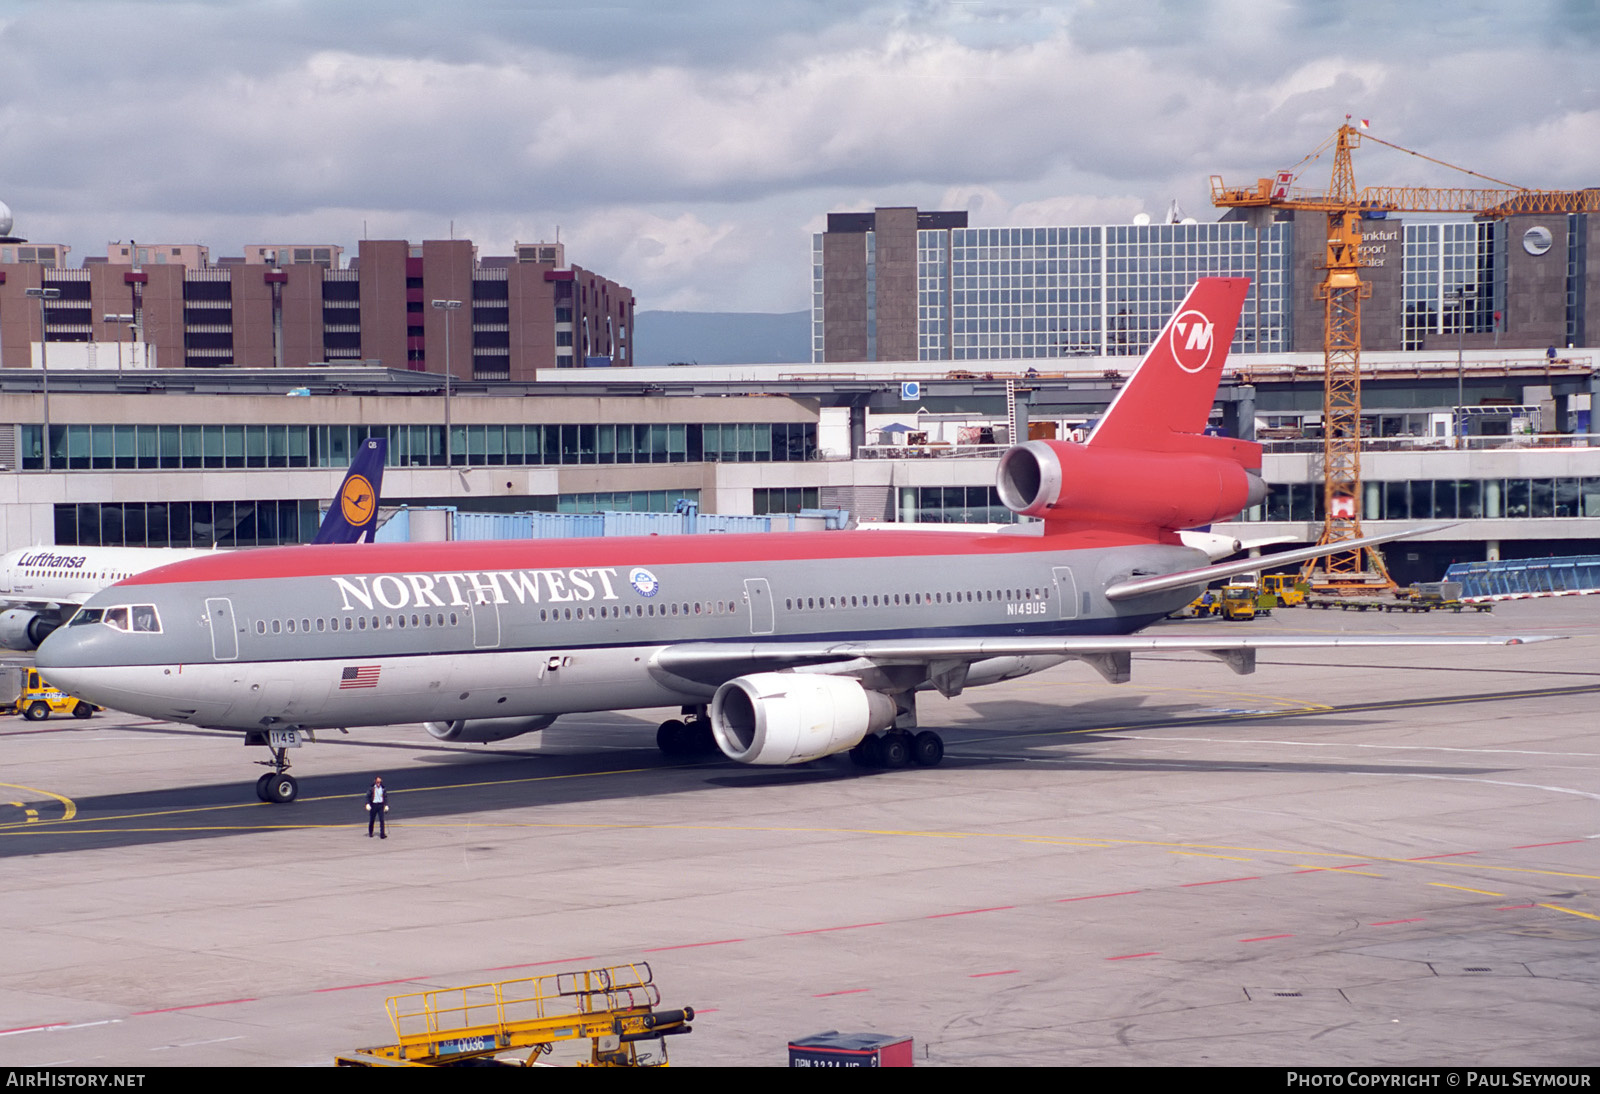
[1450,284,1476,448]
[104,313,134,373]
[24,287,60,470]
[431,299,462,469]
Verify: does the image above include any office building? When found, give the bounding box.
[0,237,633,378]
[813,206,1600,363]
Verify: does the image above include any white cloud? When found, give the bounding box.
[1,1,1597,311]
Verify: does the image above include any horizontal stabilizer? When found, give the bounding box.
[1103,523,1456,602]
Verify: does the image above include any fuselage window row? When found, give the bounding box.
[256,612,461,636]
[783,587,1050,611]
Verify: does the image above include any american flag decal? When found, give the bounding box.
[340,665,381,689]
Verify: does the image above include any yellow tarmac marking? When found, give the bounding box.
[975,681,1600,748]
[1538,903,1600,922]
[1171,851,1254,862]
[0,767,657,832]
[1429,883,1507,897]
[1297,865,1386,877]
[0,783,75,822]
[7,774,1596,891]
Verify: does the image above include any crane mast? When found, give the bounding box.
[1213,123,1600,591]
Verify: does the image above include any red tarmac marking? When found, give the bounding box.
[785,922,886,936]
[132,998,257,1015]
[644,938,746,952]
[1369,918,1425,926]
[484,955,598,972]
[1511,840,1585,849]
[1180,876,1260,887]
[926,905,1014,919]
[812,988,871,998]
[1496,904,1538,911]
[1107,952,1160,961]
[969,970,1020,978]
[1058,890,1141,902]
[315,977,428,993]
[1240,934,1294,943]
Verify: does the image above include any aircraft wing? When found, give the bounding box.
[652,633,1556,691]
[0,593,87,612]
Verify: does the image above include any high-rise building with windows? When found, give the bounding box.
[0,237,633,378]
[814,205,1599,362]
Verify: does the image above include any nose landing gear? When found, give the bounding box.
[244,728,307,803]
[253,746,299,803]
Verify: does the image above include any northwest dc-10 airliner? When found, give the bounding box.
[36,279,1545,803]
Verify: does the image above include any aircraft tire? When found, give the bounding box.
[656,719,688,755]
[911,731,944,767]
[880,734,911,769]
[850,735,883,768]
[254,774,273,801]
[264,774,298,804]
[24,702,49,721]
[72,702,95,719]
[687,720,716,755]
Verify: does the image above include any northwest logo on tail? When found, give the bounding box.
[1169,312,1216,373]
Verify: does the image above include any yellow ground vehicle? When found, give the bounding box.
[336,962,693,1067]
[1179,586,1259,620]
[1261,573,1309,607]
[14,669,98,721]
[1218,586,1258,620]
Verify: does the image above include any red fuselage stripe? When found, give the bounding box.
[120,528,1168,585]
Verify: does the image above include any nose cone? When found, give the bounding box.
[36,619,93,672]
[35,624,96,697]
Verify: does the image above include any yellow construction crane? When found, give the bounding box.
[335,962,694,1067]
[1212,122,1600,591]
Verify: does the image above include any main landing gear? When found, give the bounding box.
[656,707,717,758]
[253,746,299,804]
[849,730,944,770]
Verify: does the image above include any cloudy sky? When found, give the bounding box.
[1,0,1596,311]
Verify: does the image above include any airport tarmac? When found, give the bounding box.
[1,598,1596,1068]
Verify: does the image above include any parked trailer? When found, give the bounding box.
[336,963,693,1068]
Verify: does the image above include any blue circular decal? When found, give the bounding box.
[630,567,660,598]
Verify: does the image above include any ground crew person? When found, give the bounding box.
[366,776,389,838]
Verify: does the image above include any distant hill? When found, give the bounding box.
[633,310,809,367]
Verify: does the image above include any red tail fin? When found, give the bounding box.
[1088,277,1251,451]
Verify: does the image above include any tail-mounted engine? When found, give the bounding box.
[996,438,1265,536]
[710,673,896,765]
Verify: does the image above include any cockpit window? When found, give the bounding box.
[72,604,161,633]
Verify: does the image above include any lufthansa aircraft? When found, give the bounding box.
[36,280,1541,803]
[0,437,387,651]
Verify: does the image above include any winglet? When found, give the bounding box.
[312,438,387,544]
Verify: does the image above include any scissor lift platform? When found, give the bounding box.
[335,962,693,1067]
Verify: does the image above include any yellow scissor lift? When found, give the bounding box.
[335,962,694,1067]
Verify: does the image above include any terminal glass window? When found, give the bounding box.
[19,422,817,471]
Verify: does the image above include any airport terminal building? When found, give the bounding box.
[812,206,1600,363]
[0,207,1595,587]
[0,349,1594,588]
